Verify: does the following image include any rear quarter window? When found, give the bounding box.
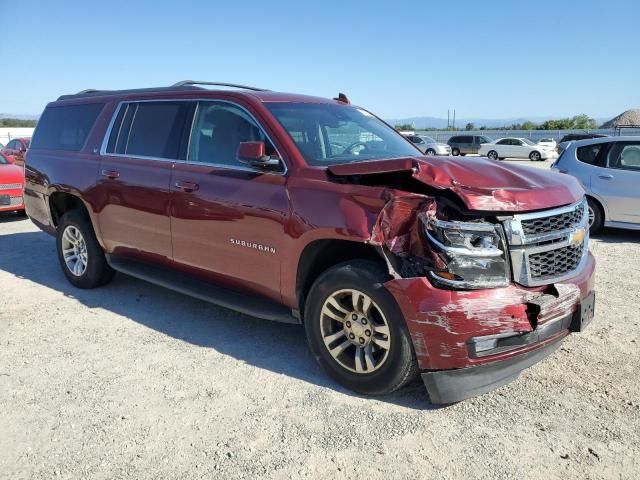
[576,143,606,166]
[30,103,105,151]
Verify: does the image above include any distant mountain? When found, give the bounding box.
[0,113,39,120]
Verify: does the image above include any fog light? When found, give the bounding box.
[472,338,498,353]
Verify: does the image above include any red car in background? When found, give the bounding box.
[1,137,31,166]
[0,151,25,215]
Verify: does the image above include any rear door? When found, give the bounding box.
[96,100,194,260]
[591,141,640,224]
[170,100,289,302]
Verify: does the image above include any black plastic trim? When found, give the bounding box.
[421,338,563,404]
[106,254,299,324]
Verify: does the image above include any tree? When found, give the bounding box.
[571,114,597,129]
[0,118,36,128]
[394,123,414,131]
[465,122,475,131]
[521,121,538,130]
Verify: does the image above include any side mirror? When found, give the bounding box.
[237,141,281,169]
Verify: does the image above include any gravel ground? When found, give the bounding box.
[1,160,639,479]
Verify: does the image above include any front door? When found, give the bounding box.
[170,100,289,302]
[96,100,194,260]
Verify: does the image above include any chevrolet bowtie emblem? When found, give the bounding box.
[569,228,586,246]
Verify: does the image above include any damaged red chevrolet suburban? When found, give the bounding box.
[24,82,595,403]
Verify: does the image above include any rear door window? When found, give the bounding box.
[106,101,194,159]
[30,103,105,151]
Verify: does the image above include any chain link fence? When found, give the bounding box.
[416,128,640,143]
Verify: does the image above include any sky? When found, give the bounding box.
[1,0,639,120]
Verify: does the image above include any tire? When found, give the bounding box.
[15,209,28,218]
[487,150,498,160]
[529,151,542,161]
[56,209,115,289]
[587,197,603,234]
[426,149,436,156]
[304,260,418,395]
[451,148,460,156]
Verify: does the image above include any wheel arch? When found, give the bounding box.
[295,239,384,321]
[47,192,105,249]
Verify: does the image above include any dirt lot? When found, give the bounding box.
[1,160,639,479]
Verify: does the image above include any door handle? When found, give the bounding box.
[598,174,613,180]
[174,181,199,192]
[101,169,120,179]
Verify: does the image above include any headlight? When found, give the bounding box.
[424,217,510,289]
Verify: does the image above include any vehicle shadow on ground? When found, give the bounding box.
[592,227,640,244]
[0,212,27,223]
[0,229,439,411]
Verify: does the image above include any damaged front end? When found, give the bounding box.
[331,159,596,404]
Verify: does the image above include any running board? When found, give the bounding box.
[105,255,299,324]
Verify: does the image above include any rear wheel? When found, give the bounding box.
[487,150,498,160]
[451,148,460,156]
[304,260,418,395]
[587,197,603,234]
[56,209,115,288]
[529,151,542,161]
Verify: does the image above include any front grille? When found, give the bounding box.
[505,199,588,287]
[0,183,22,190]
[529,242,584,280]
[521,202,585,236]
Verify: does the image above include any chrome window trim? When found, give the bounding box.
[503,198,589,287]
[99,98,288,176]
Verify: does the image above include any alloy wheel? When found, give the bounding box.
[319,288,391,374]
[61,225,88,276]
[588,204,595,228]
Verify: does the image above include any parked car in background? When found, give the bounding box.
[559,133,609,144]
[1,137,31,166]
[479,137,554,161]
[551,136,640,233]
[404,134,451,156]
[447,135,493,156]
[537,138,557,150]
[0,152,26,216]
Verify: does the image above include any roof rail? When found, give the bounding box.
[171,80,268,91]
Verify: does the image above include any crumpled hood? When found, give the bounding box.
[0,163,25,186]
[327,156,584,212]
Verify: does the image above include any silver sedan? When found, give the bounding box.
[551,136,640,232]
[404,135,451,156]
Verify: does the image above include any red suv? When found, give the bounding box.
[23,81,596,403]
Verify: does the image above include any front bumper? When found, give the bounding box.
[384,251,595,402]
[0,191,24,211]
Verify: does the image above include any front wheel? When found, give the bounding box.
[425,148,436,156]
[529,151,542,161]
[304,260,418,395]
[56,209,115,288]
[487,150,498,160]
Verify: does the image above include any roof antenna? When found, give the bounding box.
[334,93,350,104]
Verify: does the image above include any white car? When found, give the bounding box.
[537,138,557,150]
[478,137,554,161]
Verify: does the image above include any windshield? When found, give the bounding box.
[267,103,420,165]
[521,138,536,146]
[420,136,436,143]
[478,136,493,143]
[0,154,8,165]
